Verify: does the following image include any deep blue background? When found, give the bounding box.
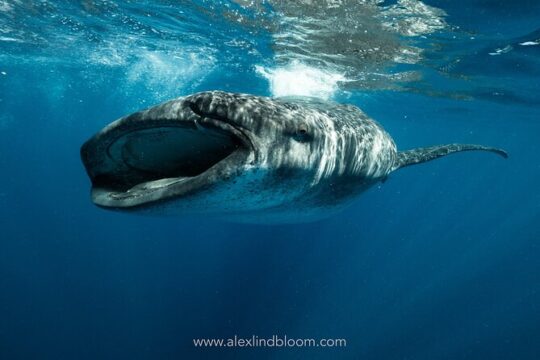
[1,1,539,359]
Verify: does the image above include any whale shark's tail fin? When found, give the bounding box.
[393,144,508,171]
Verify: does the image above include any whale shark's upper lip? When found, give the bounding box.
[81,99,254,209]
[186,100,257,155]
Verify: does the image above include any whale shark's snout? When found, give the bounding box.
[81,92,255,210]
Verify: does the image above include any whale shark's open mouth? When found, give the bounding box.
[81,101,253,209]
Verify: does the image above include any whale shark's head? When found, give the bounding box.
[81,91,395,222]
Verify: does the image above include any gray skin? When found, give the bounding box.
[81,91,507,223]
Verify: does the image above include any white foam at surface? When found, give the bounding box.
[520,41,539,46]
[0,1,15,13]
[489,45,513,56]
[0,36,21,42]
[255,61,346,99]
[380,0,447,36]
[126,50,216,99]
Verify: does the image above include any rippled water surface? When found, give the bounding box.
[0,1,539,359]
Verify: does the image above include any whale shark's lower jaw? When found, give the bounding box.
[80,102,253,209]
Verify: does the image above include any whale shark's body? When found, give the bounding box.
[81,91,507,223]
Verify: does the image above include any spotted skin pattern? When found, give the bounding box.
[81,91,507,223]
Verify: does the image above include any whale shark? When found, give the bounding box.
[81,91,507,223]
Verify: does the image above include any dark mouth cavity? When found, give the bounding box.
[93,122,244,192]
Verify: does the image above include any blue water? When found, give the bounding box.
[1,1,539,359]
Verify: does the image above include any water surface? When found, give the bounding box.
[0,1,539,359]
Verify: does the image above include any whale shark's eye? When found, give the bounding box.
[293,124,311,142]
